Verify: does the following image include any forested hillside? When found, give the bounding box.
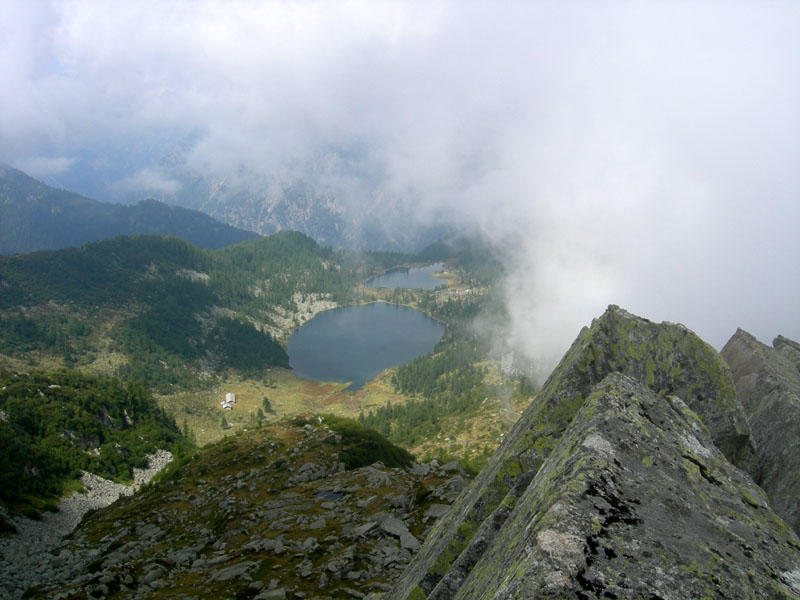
[0,230,427,392]
[0,229,525,468]
[0,232,365,391]
[360,291,533,466]
[0,235,210,307]
[209,232,357,311]
[0,370,189,515]
[359,243,532,467]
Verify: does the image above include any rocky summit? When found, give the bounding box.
[388,306,800,599]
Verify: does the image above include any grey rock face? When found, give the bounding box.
[208,560,258,582]
[388,307,799,600]
[775,335,800,369]
[374,513,421,551]
[721,329,800,535]
[254,589,287,600]
[440,374,800,598]
[564,306,756,470]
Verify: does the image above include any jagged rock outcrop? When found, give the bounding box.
[388,306,800,599]
[721,329,800,535]
[775,335,800,369]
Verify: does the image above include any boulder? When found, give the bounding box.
[423,504,450,521]
[254,589,286,600]
[207,560,258,582]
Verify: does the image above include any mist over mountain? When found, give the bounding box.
[162,167,451,251]
[3,2,798,372]
[0,165,259,254]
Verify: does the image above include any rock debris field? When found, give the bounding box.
[0,449,173,599]
[19,422,468,600]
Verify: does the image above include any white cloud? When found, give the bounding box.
[1,0,799,370]
[115,167,182,197]
[11,155,76,178]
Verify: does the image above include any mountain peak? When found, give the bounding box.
[388,307,799,600]
[722,329,800,536]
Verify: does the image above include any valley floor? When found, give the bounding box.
[157,365,527,464]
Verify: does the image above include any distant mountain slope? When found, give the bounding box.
[0,231,355,311]
[162,168,451,251]
[0,165,259,254]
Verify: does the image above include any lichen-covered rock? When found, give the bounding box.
[388,307,784,600]
[721,329,800,535]
[438,374,800,598]
[775,335,800,369]
[561,305,756,470]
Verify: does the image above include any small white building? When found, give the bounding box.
[221,392,236,411]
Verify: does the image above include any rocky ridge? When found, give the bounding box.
[387,305,800,599]
[23,421,468,600]
[721,328,800,535]
[0,450,173,599]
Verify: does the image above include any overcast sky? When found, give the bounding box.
[2,1,799,372]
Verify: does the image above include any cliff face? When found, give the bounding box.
[721,329,800,536]
[389,306,800,600]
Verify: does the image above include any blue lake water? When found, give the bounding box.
[365,263,444,290]
[287,302,444,391]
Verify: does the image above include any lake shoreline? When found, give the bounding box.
[363,262,444,290]
[287,302,444,391]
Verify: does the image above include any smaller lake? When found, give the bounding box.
[287,302,444,391]
[365,263,444,290]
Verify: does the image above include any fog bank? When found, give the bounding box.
[2,1,798,371]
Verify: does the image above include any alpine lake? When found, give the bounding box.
[287,264,445,390]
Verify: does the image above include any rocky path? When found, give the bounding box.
[0,450,172,599]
